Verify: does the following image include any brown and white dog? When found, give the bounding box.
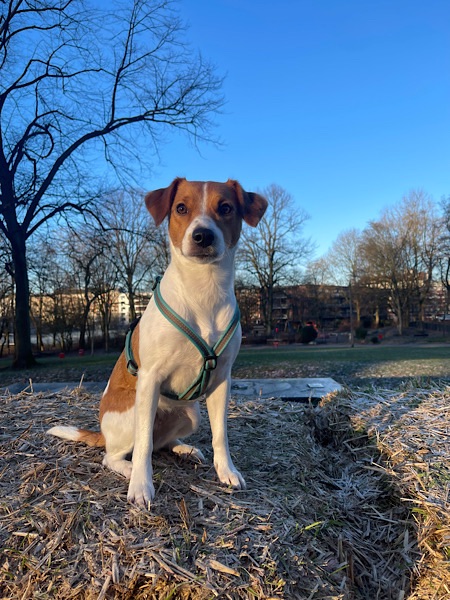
[48,179,267,507]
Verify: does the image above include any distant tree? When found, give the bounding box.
[400,190,441,323]
[438,197,450,316]
[360,190,440,334]
[302,257,334,327]
[28,235,60,351]
[90,254,120,352]
[362,213,414,335]
[238,184,312,335]
[325,229,364,339]
[0,0,223,367]
[326,228,363,286]
[63,225,115,351]
[100,189,168,321]
[234,283,260,334]
[36,248,80,351]
[303,257,333,288]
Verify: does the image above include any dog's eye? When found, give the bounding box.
[176,203,188,215]
[218,203,233,216]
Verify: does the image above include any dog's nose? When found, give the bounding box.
[192,227,215,248]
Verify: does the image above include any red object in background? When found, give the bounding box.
[78,349,85,356]
[59,352,65,359]
[378,334,383,341]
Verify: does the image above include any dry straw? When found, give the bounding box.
[0,380,449,599]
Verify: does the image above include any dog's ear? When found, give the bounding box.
[145,178,184,227]
[227,180,268,227]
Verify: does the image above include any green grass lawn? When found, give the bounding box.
[1,342,449,387]
[0,351,121,385]
[235,343,450,369]
[233,343,450,384]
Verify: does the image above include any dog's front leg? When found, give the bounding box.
[127,370,159,507]
[206,377,246,490]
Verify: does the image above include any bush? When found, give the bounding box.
[300,324,318,344]
[337,320,350,333]
[355,326,368,341]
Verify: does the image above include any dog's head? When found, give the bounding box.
[145,179,268,263]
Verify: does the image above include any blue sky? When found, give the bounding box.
[144,0,450,257]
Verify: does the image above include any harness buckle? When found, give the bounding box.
[204,354,218,371]
[152,276,162,291]
[127,359,139,377]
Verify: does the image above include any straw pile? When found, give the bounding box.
[0,380,448,599]
[346,381,450,599]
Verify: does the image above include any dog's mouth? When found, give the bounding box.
[183,246,221,262]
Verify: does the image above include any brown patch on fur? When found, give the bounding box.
[145,179,268,242]
[145,178,184,226]
[167,180,256,251]
[226,179,268,227]
[167,180,205,249]
[99,323,140,422]
[75,429,105,447]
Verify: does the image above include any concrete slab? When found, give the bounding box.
[231,378,342,402]
[1,378,342,402]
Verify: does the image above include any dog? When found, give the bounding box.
[48,178,268,506]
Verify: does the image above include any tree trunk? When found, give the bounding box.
[396,298,403,336]
[269,286,274,335]
[78,304,91,350]
[374,306,380,328]
[10,231,36,368]
[128,288,136,322]
[262,286,273,336]
[126,272,136,322]
[103,313,109,352]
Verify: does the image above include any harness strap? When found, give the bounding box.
[153,277,240,401]
[125,277,241,402]
[125,317,140,376]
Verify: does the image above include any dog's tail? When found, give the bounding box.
[47,425,105,447]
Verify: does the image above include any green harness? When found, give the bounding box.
[125,277,241,402]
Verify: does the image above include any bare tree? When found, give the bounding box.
[238,184,312,335]
[63,225,115,351]
[89,253,120,352]
[100,189,168,321]
[360,190,440,334]
[438,196,450,316]
[0,0,223,367]
[361,213,413,335]
[323,228,364,344]
[325,229,363,286]
[400,190,441,324]
[28,235,60,351]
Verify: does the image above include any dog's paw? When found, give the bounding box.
[171,443,206,463]
[103,456,133,480]
[127,478,155,508]
[215,464,246,490]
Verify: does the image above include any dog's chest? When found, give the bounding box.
[161,329,233,400]
[140,303,238,398]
